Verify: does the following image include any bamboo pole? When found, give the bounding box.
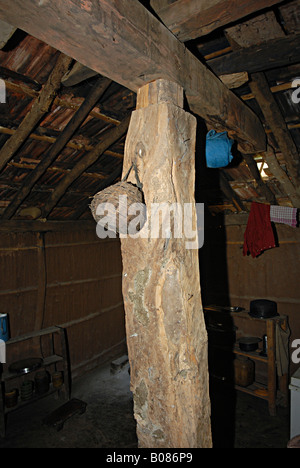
[0,125,123,158]
[3,79,121,125]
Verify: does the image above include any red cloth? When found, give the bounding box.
[243,202,276,258]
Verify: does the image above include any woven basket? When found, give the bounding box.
[90,181,146,235]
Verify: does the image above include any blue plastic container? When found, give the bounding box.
[206,130,234,168]
[0,314,9,342]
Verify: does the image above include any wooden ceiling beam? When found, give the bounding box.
[264,145,300,208]
[62,61,101,87]
[219,171,246,212]
[150,0,284,42]
[249,72,300,188]
[242,153,278,205]
[224,17,300,209]
[2,76,112,220]
[2,79,121,126]
[208,33,300,75]
[0,0,266,154]
[0,19,16,49]
[0,53,72,173]
[0,125,123,157]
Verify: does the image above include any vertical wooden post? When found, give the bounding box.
[267,320,277,417]
[120,79,212,448]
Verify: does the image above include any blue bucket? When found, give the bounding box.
[206,130,234,168]
[0,314,9,342]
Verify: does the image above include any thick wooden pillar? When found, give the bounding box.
[120,79,212,448]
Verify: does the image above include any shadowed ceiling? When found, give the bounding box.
[0,0,299,223]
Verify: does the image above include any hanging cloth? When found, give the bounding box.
[205,130,234,168]
[270,205,298,228]
[243,202,276,258]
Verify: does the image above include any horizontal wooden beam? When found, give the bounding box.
[0,220,95,232]
[150,0,284,42]
[62,61,101,87]
[3,78,121,126]
[208,33,300,75]
[0,0,266,153]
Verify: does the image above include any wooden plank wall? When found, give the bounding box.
[200,222,300,375]
[0,230,126,379]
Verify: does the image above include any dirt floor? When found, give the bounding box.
[0,359,291,449]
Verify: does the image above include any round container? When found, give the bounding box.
[34,370,49,395]
[249,299,278,319]
[52,371,64,389]
[20,380,34,401]
[5,388,18,408]
[238,336,262,352]
[90,181,146,235]
[234,356,255,387]
[9,358,43,375]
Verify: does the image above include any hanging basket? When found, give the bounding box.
[90,164,147,235]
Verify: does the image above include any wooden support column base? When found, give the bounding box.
[120,80,212,448]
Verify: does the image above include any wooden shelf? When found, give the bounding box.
[3,383,63,415]
[2,355,64,382]
[0,326,70,437]
[234,382,269,400]
[233,345,268,363]
[204,307,289,416]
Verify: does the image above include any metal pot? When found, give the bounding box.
[238,337,262,352]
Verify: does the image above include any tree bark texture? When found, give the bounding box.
[120,80,212,448]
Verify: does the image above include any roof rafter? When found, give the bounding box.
[2,75,112,219]
[0,0,266,153]
[249,72,300,199]
[41,114,130,219]
[0,53,72,172]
